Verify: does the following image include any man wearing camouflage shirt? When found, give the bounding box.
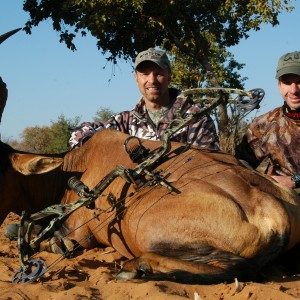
[68,48,219,150]
[235,51,300,189]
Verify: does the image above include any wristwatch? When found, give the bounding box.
[291,174,300,188]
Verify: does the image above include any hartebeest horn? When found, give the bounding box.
[0,28,21,124]
[0,77,8,124]
[0,28,22,45]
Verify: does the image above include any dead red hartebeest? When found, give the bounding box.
[1,77,300,283]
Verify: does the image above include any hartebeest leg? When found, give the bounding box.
[39,230,76,254]
[117,252,250,283]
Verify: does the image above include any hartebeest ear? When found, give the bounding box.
[9,153,63,175]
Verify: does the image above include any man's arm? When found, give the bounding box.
[68,121,100,149]
[188,114,220,150]
[235,135,261,169]
[68,111,130,149]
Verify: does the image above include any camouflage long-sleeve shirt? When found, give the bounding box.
[69,88,219,150]
[235,105,300,176]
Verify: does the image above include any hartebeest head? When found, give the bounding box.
[0,28,61,175]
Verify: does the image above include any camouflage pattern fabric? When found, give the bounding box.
[235,105,300,176]
[69,88,219,150]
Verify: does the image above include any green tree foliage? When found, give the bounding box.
[93,106,115,122]
[23,0,293,81]
[21,125,53,153]
[170,47,247,91]
[22,0,294,150]
[12,114,80,153]
[49,114,80,152]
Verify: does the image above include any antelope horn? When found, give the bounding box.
[0,77,8,123]
[0,28,22,45]
[0,28,21,123]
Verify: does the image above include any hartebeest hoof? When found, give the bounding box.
[39,231,75,255]
[4,223,43,241]
[116,258,152,280]
[116,271,139,280]
[53,230,75,253]
[40,236,65,255]
[4,223,18,240]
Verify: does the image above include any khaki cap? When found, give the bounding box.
[276,51,300,79]
[135,48,171,70]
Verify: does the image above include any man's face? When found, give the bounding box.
[135,61,171,108]
[278,74,300,110]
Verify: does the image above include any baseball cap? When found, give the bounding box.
[276,51,300,79]
[135,48,171,70]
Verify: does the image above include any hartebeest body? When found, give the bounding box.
[2,129,300,283]
[1,61,300,282]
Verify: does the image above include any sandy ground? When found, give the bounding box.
[1,213,300,300]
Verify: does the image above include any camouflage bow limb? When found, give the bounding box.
[183,87,264,116]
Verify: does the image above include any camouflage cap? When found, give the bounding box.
[276,51,300,79]
[135,48,171,70]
